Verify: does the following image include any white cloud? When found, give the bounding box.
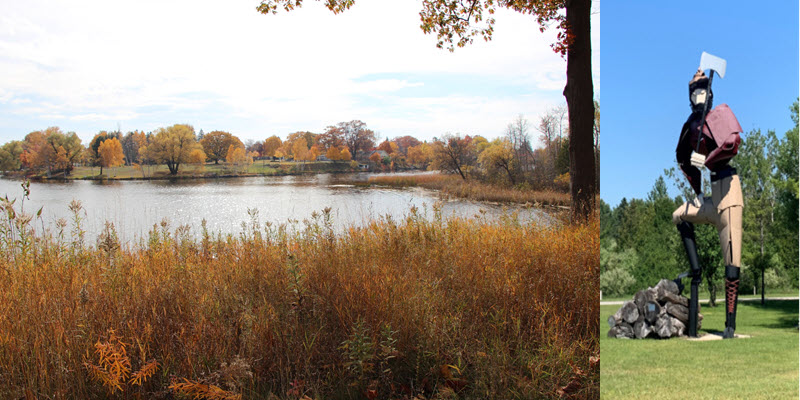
[0,0,598,143]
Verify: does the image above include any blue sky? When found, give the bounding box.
[601,1,799,207]
[0,0,599,146]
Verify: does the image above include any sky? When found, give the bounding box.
[601,0,799,207]
[0,0,599,146]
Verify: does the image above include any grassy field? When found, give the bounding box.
[600,300,799,399]
[363,174,571,207]
[26,160,355,180]
[0,196,598,399]
[600,291,799,304]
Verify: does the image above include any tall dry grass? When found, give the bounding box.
[0,189,597,399]
[366,174,571,207]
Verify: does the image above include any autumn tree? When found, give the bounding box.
[407,143,433,169]
[98,137,125,175]
[246,140,264,158]
[188,147,207,168]
[431,134,476,180]
[263,135,283,159]
[323,120,375,161]
[377,139,399,155]
[121,130,148,166]
[147,124,202,175]
[339,147,352,161]
[200,131,243,164]
[392,135,421,155]
[0,141,23,172]
[257,0,595,220]
[326,146,341,162]
[479,138,517,185]
[319,126,345,151]
[226,144,252,172]
[87,131,121,174]
[20,127,84,175]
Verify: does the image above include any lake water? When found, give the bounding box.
[0,173,550,243]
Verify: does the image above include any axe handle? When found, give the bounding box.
[695,70,715,154]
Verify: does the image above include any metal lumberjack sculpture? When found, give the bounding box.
[672,52,743,339]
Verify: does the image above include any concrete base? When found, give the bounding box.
[686,332,751,341]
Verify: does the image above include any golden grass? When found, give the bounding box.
[0,198,597,399]
[366,173,571,207]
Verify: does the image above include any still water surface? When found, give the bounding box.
[0,174,549,242]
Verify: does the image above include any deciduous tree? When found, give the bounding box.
[263,135,283,158]
[431,134,476,180]
[20,127,84,175]
[478,138,517,185]
[0,141,23,172]
[200,131,243,164]
[98,137,125,174]
[147,124,201,175]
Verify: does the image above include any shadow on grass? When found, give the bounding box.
[749,300,799,330]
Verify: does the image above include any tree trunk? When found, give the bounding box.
[564,0,596,221]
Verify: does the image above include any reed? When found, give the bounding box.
[0,193,597,399]
[366,174,571,207]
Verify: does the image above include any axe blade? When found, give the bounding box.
[700,51,727,78]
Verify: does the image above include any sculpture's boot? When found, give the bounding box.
[723,265,740,339]
[677,221,702,337]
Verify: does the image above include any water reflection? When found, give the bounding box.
[0,174,549,243]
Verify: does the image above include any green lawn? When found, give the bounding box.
[601,291,799,304]
[601,300,798,399]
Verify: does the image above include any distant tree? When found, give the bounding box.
[121,130,147,166]
[188,148,207,165]
[20,127,83,175]
[246,140,264,158]
[147,124,201,175]
[406,143,432,169]
[377,139,398,155]
[87,131,121,174]
[506,115,535,177]
[369,152,382,165]
[0,141,23,171]
[326,146,341,162]
[339,147,352,161]
[200,131,243,164]
[328,120,376,160]
[263,135,282,158]
[319,126,345,150]
[735,128,778,304]
[478,138,517,185]
[98,137,125,175]
[431,134,476,180]
[392,135,421,155]
[771,100,799,284]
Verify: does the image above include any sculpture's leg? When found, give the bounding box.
[677,220,702,337]
[723,264,740,338]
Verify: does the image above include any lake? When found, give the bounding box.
[0,173,550,243]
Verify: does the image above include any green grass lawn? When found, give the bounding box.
[601,300,798,399]
[601,291,799,304]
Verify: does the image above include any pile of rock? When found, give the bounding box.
[607,279,701,339]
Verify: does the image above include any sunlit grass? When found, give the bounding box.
[366,173,571,207]
[0,196,597,399]
[600,301,798,399]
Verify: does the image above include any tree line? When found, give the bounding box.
[0,108,599,191]
[600,100,799,305]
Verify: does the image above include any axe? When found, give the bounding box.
[694,52,727,154]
